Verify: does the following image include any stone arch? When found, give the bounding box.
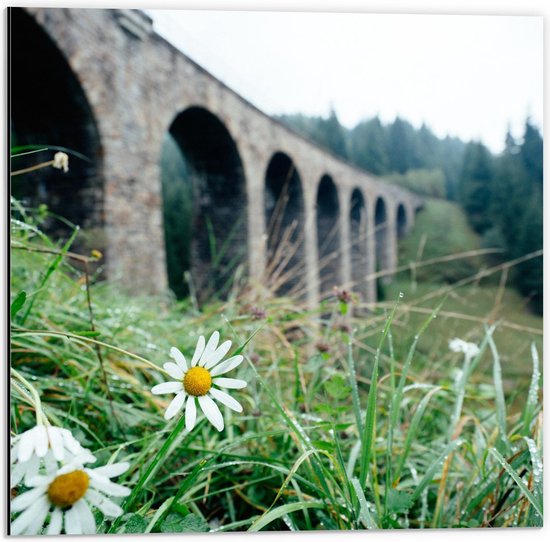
[264,152,305,296]
[164,106,248,300]
[397,203,407,238]
[350,188,368,299]
[316,175,341,299]
[10,8,104,254]
[375,196,390,273]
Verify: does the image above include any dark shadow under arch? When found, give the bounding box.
[375,197,389,272]
[264,152,305,297]
[316,175,341,298]
[350,189,367,299]
[164,106,248,300]
[10,8,104,256]
[397,204,407,239]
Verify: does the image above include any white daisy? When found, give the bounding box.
[449,338,480,359]
[11,425,96,488]
[151,331,247,432]
[10,460,130,535]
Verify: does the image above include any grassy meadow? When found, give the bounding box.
[10,192,543,533]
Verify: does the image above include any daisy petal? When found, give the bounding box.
[46,508,63,535]
[185,396,197,432]
[65,504,82,535]
[61,428,83,456]
[191,335,206,366]
[47,427,65,461]
[74,450,97,465]
[164,391,186,420]
[90,462,129,479]
[10,461,26,488]
[170,347,188,371]
[34,425,49,458]
[198,331,220,367]
[10,495,50,536]
[203,340,232,369]
[18,426,38,463]
[24,496,51,535]
[11,485,47,512]
[11,441,19,465]
[210,355,244,377]
[25,474,51,487]
[213,377,247,389]
[74,500,96,534]
[88,474,131,497]
[198,395,224,432]
[163,362,184,380]
[44,450,58,475]
[20,454,40,487]
[209,388,243,412]
[152,381,183,395]
[85,489,123,518]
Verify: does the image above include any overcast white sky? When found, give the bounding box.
[148,10,542,153]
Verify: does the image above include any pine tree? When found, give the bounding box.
[349,116,389,174]
[520,118,543,185]
[319,108,349,160]
[387,117,417,173]
[458,141,494,234]
[490,130,527,252]
[515,188,543,313]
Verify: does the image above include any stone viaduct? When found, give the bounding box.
[11,7,422,308]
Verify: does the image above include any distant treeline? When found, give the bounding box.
[277,112,543,314]
[459,121,543,314]
[276,111,466,200]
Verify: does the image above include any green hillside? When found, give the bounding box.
[396,197,485,284]
[388,197,542,381]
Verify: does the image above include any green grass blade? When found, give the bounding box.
[109,415,187,531]
[487,329,507,450]
[385,299,443,512]
[393,386,442,484]
[448,327,493,439]
[410,439,462,503]
[10,144,92,162]
[19,226,79,326]
[358,353,378,488]
[347,334,364,446]
[489,447,543,520]
[10,290,26,320]
[521,343,541,434]
[351,478,377,529]
[264,448,319,510]
[248,501,324,532]
[346,439,361,480]
[357,297,402,490]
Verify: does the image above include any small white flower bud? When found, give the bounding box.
[52,152,69,173]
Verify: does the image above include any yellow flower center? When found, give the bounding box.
[47,470,90,508]
[183,367,212,396]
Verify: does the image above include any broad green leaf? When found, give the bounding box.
[10,291,26,320]
[386,488,413,514]
[161,512,209,533]
[323,374,351,400]
[120,513,147,534]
